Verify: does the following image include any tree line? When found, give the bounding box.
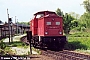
[56,0,90,34]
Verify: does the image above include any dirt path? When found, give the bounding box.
[3,34,38,55]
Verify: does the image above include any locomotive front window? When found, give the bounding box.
[56,22,60,25]
[46,22,51,25]
[36,14,44,18]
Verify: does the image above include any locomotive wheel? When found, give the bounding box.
[39,41,44,49]
[47,41,64,51]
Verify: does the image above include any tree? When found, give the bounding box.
[56,8,76,34]
[69,12,80,19]
[71,20,78,28]
[18,22,30,25]
[63,13,75,34]
[80,12,90,28]
[56,8,63,16]
[27,22,30,25]
[83,0,90,12]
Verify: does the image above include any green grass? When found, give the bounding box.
[66,32,90,50]
[9,41,26,47]
[69,32,90,37]
[67,37,90,50]
[64,32,90,55]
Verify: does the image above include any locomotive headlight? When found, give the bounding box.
[45,32,48,34]
[59,32,62,34]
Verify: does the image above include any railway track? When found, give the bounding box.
[41,50,90,60]
[21,36,90,60]
[20,36,30,45]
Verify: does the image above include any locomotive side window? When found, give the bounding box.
[46,22,51,25]
[56,22,60,25]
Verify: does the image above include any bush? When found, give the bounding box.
[0,41,6,49]
[81,27,86,32]
[10,41,26,47]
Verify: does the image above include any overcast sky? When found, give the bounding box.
[0,0,85,23]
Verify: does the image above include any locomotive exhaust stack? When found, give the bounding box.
[29,11,67,50]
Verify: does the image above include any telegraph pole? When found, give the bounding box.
[11,18,13,43]
[17,19,18,34]
[7,9,10,44]
[15,16,16,24]
[9,18,13,43]
[15,16,18,34]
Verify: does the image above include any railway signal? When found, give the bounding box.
[7,9,13,44]
[26,31,32,54]
[9,18,13,43]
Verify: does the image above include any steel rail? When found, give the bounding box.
[41,50,90,60]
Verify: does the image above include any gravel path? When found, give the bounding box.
[11,47,38,55]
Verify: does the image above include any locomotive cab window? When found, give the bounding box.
[46,22,51,25]
[36,14,44,18]
[56,22,60,25]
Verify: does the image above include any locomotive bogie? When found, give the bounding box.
[31,36,67,50]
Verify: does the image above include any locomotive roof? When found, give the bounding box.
[34,11,56,15]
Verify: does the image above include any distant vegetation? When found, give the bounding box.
[18,22,30,25]
[55,0,90,52]
[56,0,90,35]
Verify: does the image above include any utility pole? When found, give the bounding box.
[11,23,13,43]
[15,16,16,24]
[9,18,13,43]
[15,16,17,34]
[7,9,10,44]
[22,24,23,34]
[10,18,13,43]
[17,19,18,34]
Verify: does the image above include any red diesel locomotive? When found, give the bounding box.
[30,11,67,50]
